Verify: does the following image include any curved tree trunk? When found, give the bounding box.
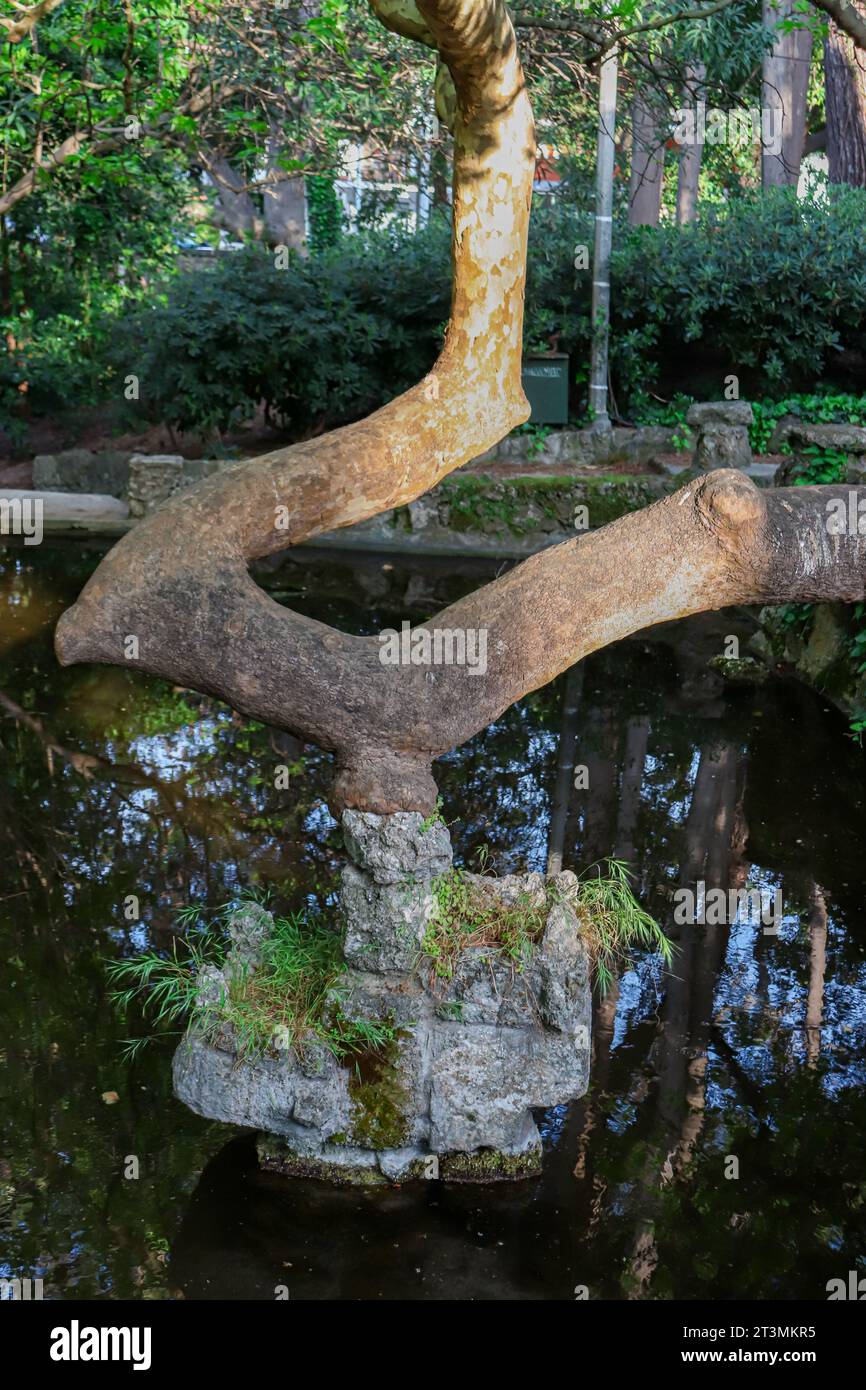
[825,14,866,185]
[56,0,866,819]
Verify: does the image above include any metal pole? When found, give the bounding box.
[589,43,618,430]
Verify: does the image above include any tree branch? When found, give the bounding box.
[0,0,64,44]
[56,471,866,814]
[54,0,866,820]
[0,81,238,218]
[512,0,741,51]
[809,0,866,50]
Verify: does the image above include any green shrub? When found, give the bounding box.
[9,186,866,440]
[749,393,866,454]
[526,186,866,414]
[0,152,191,441]
[110,225,451,436]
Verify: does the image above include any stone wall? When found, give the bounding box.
[32,450,227,513]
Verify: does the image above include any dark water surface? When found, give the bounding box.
[1,544,865,1300]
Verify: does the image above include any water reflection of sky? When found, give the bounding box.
[2,549,866,1300]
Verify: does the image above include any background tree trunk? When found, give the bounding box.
[676,62,706,224]
[589,44,618,426]
[614,716,650,867]
[628,85,664,225]
[263,125,308,253]
[200,147,262,240]
[805,880,828,1065]
[762,0,814,187]
[825,16,866,185]
[546,662,584,876]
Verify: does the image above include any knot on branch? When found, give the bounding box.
[693,469,766,554]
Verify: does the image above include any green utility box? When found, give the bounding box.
[521,353,569,425]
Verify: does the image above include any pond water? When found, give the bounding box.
[1,543,865,1301]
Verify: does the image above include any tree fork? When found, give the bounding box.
[54,1,866,814]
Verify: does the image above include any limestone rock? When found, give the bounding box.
[194,963,226,1008]
[342,809,452,882]
[767,414,801,453]
[172,820,594,1183]
[332,966,430,1029]
[224,900,272,982]
[127,455,185,517]
[773,421,866,486]
[787,421,866,456]
[340,862,434,972]
[466,870,546,908]
[173,1033,299,1131]
[292,1060,352,1136]
[437,945,539,1027]
[687,400,754,429]
[707,654,769,686]
[428,1021,590,1153]
[533,899,591,1033]
[687,401,753,471]
[377,1145,430,1181]
[256,1131,386,1185]
[32,448,131,496]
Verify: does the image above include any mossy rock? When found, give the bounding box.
[346,1031,412,1150]
[436,473,668,538]
[439,1147,543,1183]
[256,1133,386,1187]
[707,654,769,685]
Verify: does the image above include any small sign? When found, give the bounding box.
[521,353,569,425]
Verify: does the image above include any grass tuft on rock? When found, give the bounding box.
[421,868,548,980]
[107,892,396,1064]
[420,857,672,994]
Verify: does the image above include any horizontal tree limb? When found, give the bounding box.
[56,471,866,813]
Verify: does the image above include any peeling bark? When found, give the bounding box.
[55,0,866,817]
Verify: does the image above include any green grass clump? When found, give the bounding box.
[420,856,673,994]
[421,868,549,980]
[576,859,674,994]
[107,893,395,1063]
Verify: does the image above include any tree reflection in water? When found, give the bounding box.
[1,547,865,1299]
